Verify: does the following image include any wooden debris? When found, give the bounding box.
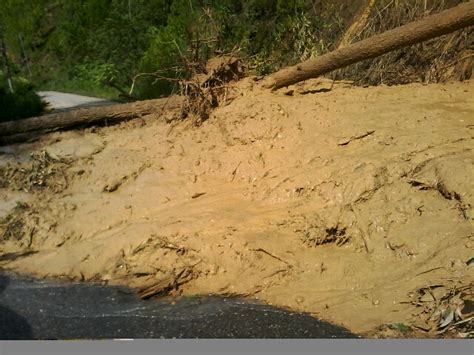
[338,130,375,146]
[0,250,37,262]
[0,96,184,144]
[262,2,474,90]
[231,162,241,182]
[250,247,293,268]
[415,267,446,277]
[138,267,193,299]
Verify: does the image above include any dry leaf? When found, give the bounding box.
[439,310,455,328]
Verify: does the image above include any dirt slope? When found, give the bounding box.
[0,78,473,337]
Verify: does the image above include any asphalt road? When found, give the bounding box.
[0,274,358,340]
[37,91,117,112]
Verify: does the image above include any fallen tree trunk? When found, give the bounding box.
[0,96,183,144]
[262,1,474,90]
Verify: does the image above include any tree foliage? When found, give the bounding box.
[0,0,346,99]
[0,0,468,106]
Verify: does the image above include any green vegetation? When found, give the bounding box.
[0,0,348,100]
[0,71,46,122]
[0,0,470,106]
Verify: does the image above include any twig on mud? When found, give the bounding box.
[138,267,194,299]
[415,266,446,277]
[223,86,229,106]
[152,234,197,253]
[349,204,371,254]
[27,226,36,248]
[186,259,203,269]
[250,248,293,268]
[263,268,288,279]
[231,162,241,182]
[337,130,375,146]
[0,250,37,262]
[60,170,69,190]
[166,120,180,136]
[191,192,206,199]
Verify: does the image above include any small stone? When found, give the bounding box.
[103,179,123,192]
[101,274,112,285]
[372,299,380,306]
[209,265,218,275]
[295,296,305,304]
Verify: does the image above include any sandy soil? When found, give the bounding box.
[0,78,473,337]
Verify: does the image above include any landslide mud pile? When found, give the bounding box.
[0,78,472,337]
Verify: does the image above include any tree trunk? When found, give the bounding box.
[262,1,474,90]
[0,96,183,144]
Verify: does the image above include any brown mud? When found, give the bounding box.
[0,78,472,337]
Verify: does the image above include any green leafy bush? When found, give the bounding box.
[0,73,46,122]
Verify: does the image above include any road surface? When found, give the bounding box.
[0,274,358,339]
[37,91,117,112]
